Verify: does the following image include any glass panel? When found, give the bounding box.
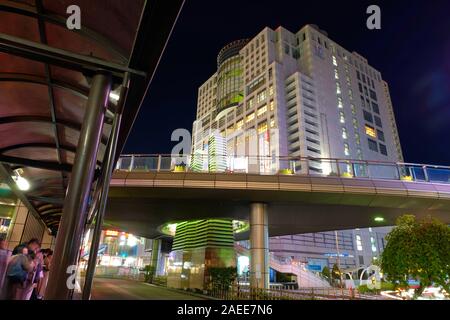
[118,157,131,170]
[367,163,399,180]
[159,156,173,171]
[353,162,369,178]
[133,157,158,171]
[427,167,450,183]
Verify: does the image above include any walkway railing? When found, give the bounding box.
[207,284,361,300]
[80,266,144,281]
[116,154,450,184]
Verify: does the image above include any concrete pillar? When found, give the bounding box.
[249,203,269,289]
[151,239,161,273]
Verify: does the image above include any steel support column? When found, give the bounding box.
[81,111,123,300]
[46,72,112,300]
[249,203,269,290]
[151,239,161,273]
[81,74,128,300]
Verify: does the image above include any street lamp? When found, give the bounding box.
[334,230,344,296]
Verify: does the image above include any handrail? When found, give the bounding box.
[114,154,450,185]
[118,154,450,170]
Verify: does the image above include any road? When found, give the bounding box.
[91,278,206,300]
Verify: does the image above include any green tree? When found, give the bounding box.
[331,263,341,280]
[321,266,331,282]
[143,264,156,283]
[381,215,450,297]
[209,267,237,291]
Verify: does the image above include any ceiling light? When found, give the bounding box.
[374,216,384,222]
[13,176,30,191]
[109,92,120,102]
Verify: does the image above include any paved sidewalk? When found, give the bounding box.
[91,278,206,300]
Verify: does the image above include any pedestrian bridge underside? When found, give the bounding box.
[106,170,450,239]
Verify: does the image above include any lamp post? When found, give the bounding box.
[334,230,344,297]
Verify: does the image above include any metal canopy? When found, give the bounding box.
[0,0,184,234]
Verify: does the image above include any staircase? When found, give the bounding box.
[235,243,331,288]
[269,254,331,288]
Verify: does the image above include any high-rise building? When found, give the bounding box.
[192,24,403,171]
[192,24,404,272]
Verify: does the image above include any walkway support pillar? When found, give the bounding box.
[46,72,112,300]
[151,239,161,274]
[81,73,128,300]
[249,203,269,290]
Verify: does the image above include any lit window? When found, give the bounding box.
[344,143,350,156]
[346,76,351,86]
[257,105,267,117]
[257,122,268,134]
[365,125,377,138]
[355,133,361,144]
[339,111,345,123]
[268,85,274,96]
[370,237,377,252]
[342,127,348,139]
[246,113,255,123]
[336,82,341,95]
[248,98,254,108]
[257,90,267,103]
[332,55,337,66]
[270,118,275,128]
[334,69,339,79]
[337,97,343,109]
[356,235,363,251]
[236,119,244,130]
[348,89,353,100]
[351,104,356,115]
[269,100,275,111]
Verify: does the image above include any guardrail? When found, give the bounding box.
[207,284,361,300]
[115,154,450,184]
[80,266,144,281]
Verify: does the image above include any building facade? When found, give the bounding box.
[269,227,391,271]
[192,24,404,273]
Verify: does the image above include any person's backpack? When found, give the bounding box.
[7,255,28,283]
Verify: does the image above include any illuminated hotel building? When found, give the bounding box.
[193,24,403,170]
[192,24,404,271]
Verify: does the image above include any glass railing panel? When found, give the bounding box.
[337,160,355,178]
[226,156,248,173]
[367,163,400,180]
[306,158,326,176]
[426,167,450,184]
[159,156,173,171]
[353,162,369,178]
[117,156,132,170]
[116,155,450,184]
[403,165,426,182]
[132,156,158,171]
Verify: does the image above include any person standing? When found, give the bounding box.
[3,246,34,300]
[37,249,53,299]
[0,239,12,298]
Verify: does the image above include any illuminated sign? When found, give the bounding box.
[324,253,353,258]
[105,230,119,237]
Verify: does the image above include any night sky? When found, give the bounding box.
[123,0,450,166]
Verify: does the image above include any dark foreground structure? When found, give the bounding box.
[0,0,184,299]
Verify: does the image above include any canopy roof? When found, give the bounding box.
[0,0,184,234]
